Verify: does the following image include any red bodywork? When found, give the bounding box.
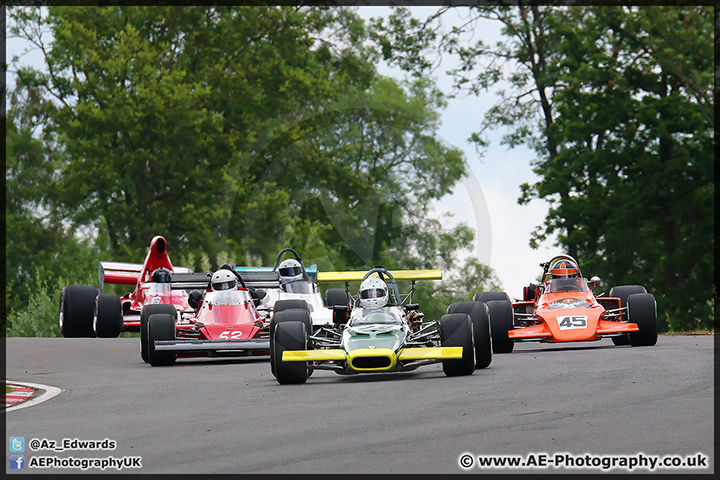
[508,256,639,343]
[100,235,193,331]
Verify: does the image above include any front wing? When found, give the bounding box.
[282,347,462,372]
[154,339,269,353]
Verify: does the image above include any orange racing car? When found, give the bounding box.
[473,255,657,353]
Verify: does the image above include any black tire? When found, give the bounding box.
[446,302,492,369]
[273,299,311,314]
[325,288,349,307]
[274,321,309,384]
[140,304,177,363]
[473,291,511,304]
[627,293,658,347]
[59,285,99,338]
[94,294,123,338]
[486,300,514,354]
[609,285,647,346]
[148,313,177,366]
[440,313,475,376]
[270,308,312,377]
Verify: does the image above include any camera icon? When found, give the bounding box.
[10,437,25,452]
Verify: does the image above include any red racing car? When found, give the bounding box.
[472,255,657,353]
[141,266,279,366]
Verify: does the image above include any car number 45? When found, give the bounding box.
[219,330,244,339]
[557,315,587,330]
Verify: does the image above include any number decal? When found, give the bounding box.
[557,315,587,330]
[219,330,244,339]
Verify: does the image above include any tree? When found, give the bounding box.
[435,5,714,330]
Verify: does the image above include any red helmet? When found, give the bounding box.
[550,259,579,279]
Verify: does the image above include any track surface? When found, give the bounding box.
[4,335,715,474]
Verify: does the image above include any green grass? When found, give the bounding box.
[663,329,715,335]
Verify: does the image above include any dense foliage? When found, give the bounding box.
[6,6,499,335]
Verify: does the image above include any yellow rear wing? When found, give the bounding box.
[317,269,443,282]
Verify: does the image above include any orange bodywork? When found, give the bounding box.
[509,289,639,343]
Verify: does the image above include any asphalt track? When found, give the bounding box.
[4,335,715,475]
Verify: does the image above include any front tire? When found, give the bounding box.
[473,291,511,303]
[148,313,177,366]
[59,285,99,338]
[140,304,177,363]
[609,285,647,346]
[94,294,123,338]
[274,321,310,384]
[627,293,658,347]
[325,288,349,307]
[446,302,492,369]
[270,308,312,377]
[440,313,475,376]
[486,300,514,354]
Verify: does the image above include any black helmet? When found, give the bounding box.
[151,268,172,283]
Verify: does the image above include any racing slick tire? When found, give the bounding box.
[273,299,311,315]
[608,285,647,346]
[627,293,658,347]
[473,291,512,304]
[440,313,475,376]
[147,313,177,366]
[94,294,123,338]
[446,301,492,369]
[274,321,310,384]
[140,304,177,363]
[270,308,312,377]
[486,300,515,354]
[59,285,100,338]
[325,288,349,307]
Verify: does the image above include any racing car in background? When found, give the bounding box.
[269,266,492,384]
[59,235,195,338]
[472,254,657,353]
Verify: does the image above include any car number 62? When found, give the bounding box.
[219,330,244,339]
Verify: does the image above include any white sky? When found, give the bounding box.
[6,6,568,300]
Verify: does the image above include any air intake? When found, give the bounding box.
[352,356,392,369]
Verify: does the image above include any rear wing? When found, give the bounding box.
[317,269,443,283]
[169,271,282,291]
[99,261,193,292]
[235,265,318,284]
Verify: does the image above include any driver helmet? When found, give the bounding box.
[358,277,388,309]
[278,259,304,284]
[211,269,237,291]
[550,259,579,279]
[151,268,172,283]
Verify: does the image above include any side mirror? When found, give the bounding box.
[589,276,602,288]
[253,288,267,300]
[405,303,419,312]
[332,305,349,325]
[188,290,203,309]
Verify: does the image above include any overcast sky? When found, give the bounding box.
[6,6,569,300]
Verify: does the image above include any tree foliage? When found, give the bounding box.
[6,6,500,335]
[435,5,714,331]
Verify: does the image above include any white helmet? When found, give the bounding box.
[211,269,237,291]
[278,259,304,284]
[358,277,388,309]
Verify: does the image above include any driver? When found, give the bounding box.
[358,277,389,309]
[549,259,582,291]
[211,269,237,291]
[278,259,304,286]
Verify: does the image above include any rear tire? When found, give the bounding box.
[59,285,99,338]
[94,294,123,338]
[325,288,349,307]
[273,299,311,314]
[148,313,177,366]
[440,313,475,376]
[140,304,177,363]
[274,321,310,384]
[627,293,657,347]
[486,300,514,354]
[609,285,647,346]
[446,302,492,369]
[473,291,511,303]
